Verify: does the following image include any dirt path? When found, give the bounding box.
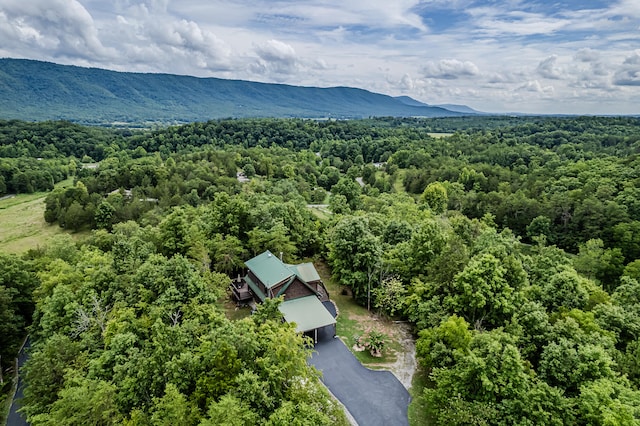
[386,323,417,390]
[366,322,416,390]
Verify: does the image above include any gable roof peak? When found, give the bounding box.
[245,250,294,288]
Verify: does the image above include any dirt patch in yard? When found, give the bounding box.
[351,316,417,390]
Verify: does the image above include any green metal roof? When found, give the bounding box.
[245,251,294,289]
[244,274,265,301]
[287,262,321,283]
[278,296,336,333]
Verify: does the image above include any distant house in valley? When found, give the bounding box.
[230,250,336,342]
[236,171,250,183]
[107,188,158,202]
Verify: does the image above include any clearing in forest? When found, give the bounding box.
[0,180,84,254]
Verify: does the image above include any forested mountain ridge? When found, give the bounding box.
[0,58,468,123]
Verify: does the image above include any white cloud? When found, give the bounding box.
[398,73,415,91]
[93,1,233,73]
[608,0,640,19]
[613,52,640,86]
[251,39,299,77]
[563,48,613,90]
[152,19,230,63]
[516,80,554,96]
[574,48,600,63]
[468,8,569,37]
[486,71,525,84]
[537,55,563,80]
[422,59,479,80]
[0,0,113,59]
[256,0,427,31]
[255,39,297,65]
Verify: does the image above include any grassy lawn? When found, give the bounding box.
[393,169,406,194]
[308,205,331,220]
[218,294,252,321]
[408,367,431,425]
[315,260,402,365]
[0,179,87,254]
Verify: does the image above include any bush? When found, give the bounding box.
[361,330,386,356]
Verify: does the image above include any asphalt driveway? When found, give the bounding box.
[7,339,30,426]
[310,303,410,426]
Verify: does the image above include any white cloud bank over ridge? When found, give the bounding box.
[0,0,638,114]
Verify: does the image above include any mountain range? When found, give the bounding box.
[393,95,483,114]
[0,58,480,124]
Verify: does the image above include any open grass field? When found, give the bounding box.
[0,179,86,254]
[427,132,454,138]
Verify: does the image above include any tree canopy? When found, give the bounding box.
[3,115,640,424]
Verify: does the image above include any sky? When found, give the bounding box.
[1,0,639,114]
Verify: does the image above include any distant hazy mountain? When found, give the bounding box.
[435,104,485,114]
[0,59,473,124]
[394,95,485,114]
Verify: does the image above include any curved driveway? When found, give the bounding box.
[310,304,410,426]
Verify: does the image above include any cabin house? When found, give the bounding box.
[231,250,336,343]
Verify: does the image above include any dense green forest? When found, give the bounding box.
[3,115,640,424]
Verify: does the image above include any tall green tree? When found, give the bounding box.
[445,252,522,328]
[421,181,448,214]
[328,216,381,305]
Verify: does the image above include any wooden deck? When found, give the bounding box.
[230,279,253,303]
